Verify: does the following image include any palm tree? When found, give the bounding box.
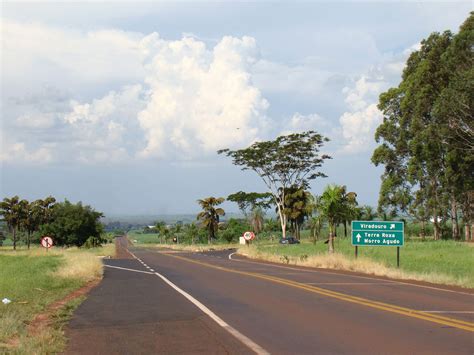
[319,185,347,253]
[185,222,199,244]
[339,186,358,238]
[250,207,265,235]
[197,197,225,244]
[0,196,27,250]
[360,205,377,221]
[157,223,168,244]
[22,201,41,249]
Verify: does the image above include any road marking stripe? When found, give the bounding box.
[128,252,268,355]
[104,265,155,275]
[229,254,474,296]
[420,311,474,314]
[305,282,396,285]
[167,254,474,332]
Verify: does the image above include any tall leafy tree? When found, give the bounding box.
[197,197,225,244]
[218,131,330,239]
[372,14,473,240]
[0,196,27,250]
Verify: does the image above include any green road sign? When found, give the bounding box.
[351,221,404,247]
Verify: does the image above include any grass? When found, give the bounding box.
[0,244,115,354]
[238,238,474,288]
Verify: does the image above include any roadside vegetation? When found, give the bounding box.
[239,239,474,288]
[0,196,115,353]
[0,245,114,353]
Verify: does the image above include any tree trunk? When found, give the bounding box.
[465,223,472,241]
[13,228,17,250]
[344,222,347,238]
[433,209,440,240]
[328,223,334,253]
[420,220,426,241]
[27,231,31,250]
[276,203,287,239]
[450,197,459,240]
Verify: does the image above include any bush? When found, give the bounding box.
[39,200,104,247]
[83,236,103,248]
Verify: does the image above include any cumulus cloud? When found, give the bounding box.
[0,141,54,164]
[280,112,332,136]
[337,41,421,154]
[63,84,147,163]
[137,35,269,158]
[2,20,272,164]
[1,18,419,164]
[338,76,385,153]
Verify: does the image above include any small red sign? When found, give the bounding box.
[41,236,53,249]
[243,231,255,241]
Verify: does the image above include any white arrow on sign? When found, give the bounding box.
[356,233,361,242]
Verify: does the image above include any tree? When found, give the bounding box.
[359,205,377,221]
[21,201,41,249]
[249,207,265,235]
[372,14,473,240]
[227,191,272,218]
[155,221,166,243]
[338,187,358,238]
[184,222,199,244]
[39,200,104,247]
[0,196,27,250]
[319,185,348,253]
[282,186,312,240]
[21,197,56,249]
[197,197,225,244]
[218,131,330,239]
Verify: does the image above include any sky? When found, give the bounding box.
[0,1,471,216]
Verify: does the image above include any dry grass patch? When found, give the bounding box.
[238,247,467,287]
[137,243,239,252]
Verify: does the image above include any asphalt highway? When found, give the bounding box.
[66,238,474,354]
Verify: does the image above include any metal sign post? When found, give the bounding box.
[40,236,54,252]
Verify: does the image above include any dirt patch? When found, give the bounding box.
[27,278,101,336]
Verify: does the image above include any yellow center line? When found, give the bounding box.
[163,253,474,332]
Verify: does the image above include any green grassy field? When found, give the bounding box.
[0,246,113,354]
[244,238,474,288]
[128,232,162,244]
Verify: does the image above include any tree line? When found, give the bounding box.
[0,196,104,249]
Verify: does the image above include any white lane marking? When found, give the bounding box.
[230,255,474,296]
[228,252,237,260]
[305,282,396,286]
[104,265,154,275]
[420,311,474,314]
[151,269,269,355]
[128,251,268,355]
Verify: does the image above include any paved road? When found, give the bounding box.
[66,238,474,354]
